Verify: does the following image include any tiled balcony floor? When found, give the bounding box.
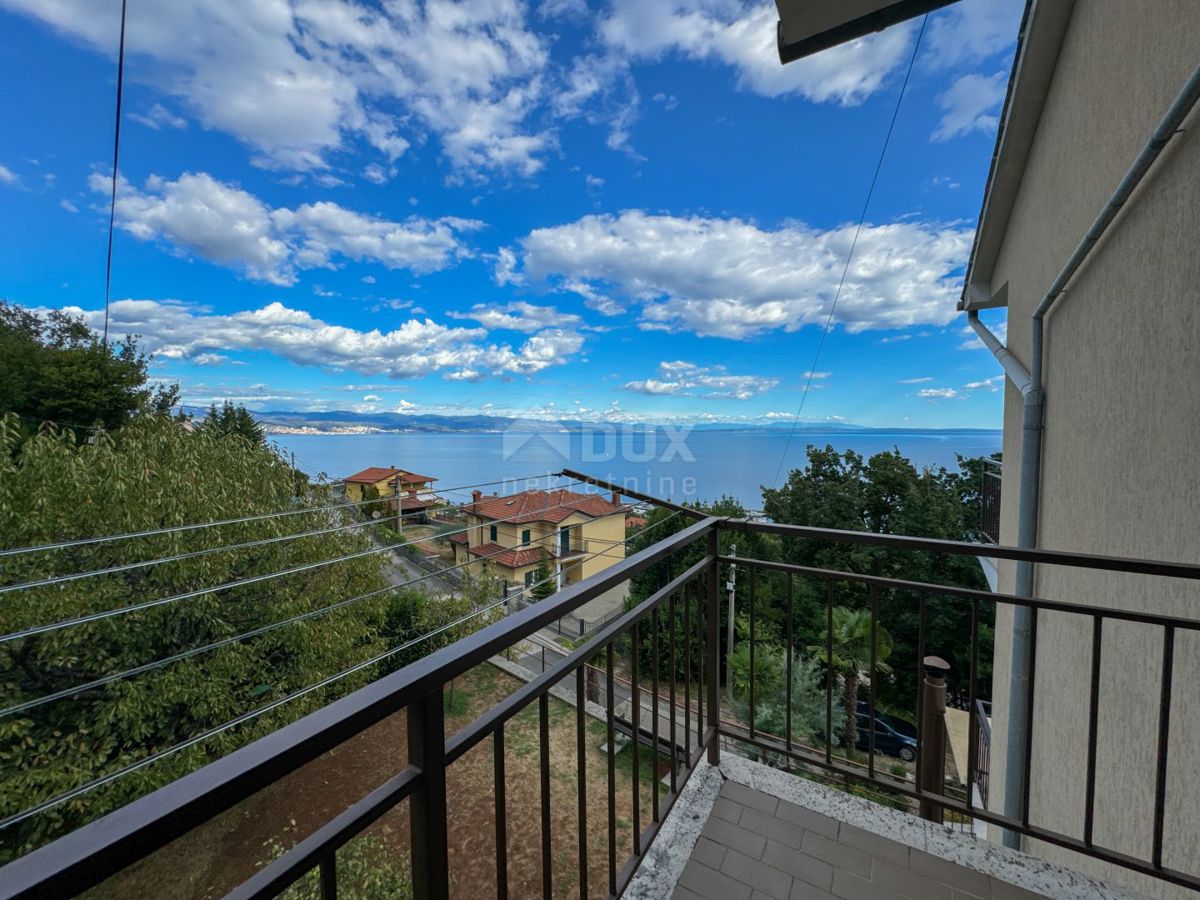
[625,756,1145,900]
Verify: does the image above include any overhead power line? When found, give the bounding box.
[770,14,929,490]
[102,0,128,345]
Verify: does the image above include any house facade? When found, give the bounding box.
[960,2,1200,894]
[449,488,629,592]
[343,466,436,503]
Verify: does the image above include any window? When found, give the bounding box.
[489,524,497,542]
[521,529,531,546]
[525,570,535,587]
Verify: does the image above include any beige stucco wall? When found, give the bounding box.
[984,3,1200,895]
[458,507,627,588]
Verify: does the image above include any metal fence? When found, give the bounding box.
[3,485,1199,898]
[981,456,1002,543]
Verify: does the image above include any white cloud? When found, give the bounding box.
[394,399,418,412]
[60,299,584,380]
[933,71,1007,141]
[508,210,974,338]
[625,360,777,400]
[923,0,1022,71]
[361,275,376,284]
[92,171,478,285]
[0,164,17,186]
[1,0,553,176]
[918,387,961,400]
[899,376,934,384]
[804,371,830,380]
[129,102,187,130]
[60,199,79,213]
[448,301,582,333]
[964,375,1003,391]
[600,0,916,106]
[586,174,605,189]
[362,393,382,402]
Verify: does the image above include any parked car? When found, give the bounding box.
[829,701,918,762]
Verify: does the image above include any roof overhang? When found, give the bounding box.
[774,0,957,64]
[959,0,1076,311]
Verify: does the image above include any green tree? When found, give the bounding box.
[198,400,265,445]
[762,446,993,711]
[0,301,162,433]
[0,414,394,860]
[805,606,893,751]
[728,643,826,748]
[530,551,556,600]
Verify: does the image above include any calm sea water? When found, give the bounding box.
[271,429,1001,510]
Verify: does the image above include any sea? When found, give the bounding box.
[271,428,1002,510]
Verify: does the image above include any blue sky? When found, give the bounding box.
[0,0,1017,428]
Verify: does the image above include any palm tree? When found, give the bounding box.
[806,606,893,752]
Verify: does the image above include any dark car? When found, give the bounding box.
[829,701,918,762]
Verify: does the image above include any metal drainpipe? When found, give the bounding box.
[966,61,1200,850]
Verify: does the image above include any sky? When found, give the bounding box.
[0,0,1019,429]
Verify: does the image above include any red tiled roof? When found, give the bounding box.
[467,542,545,570]
[396,497,432,511]
[625,515,647,528]
[465,488,628,525]
[345,466,437,484]
[448,532,468,545]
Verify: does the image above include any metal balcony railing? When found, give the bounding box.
[981,456,1002,543]
[2,475,1199,898]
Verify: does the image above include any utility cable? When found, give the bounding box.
[101,0,128,345]
[770,14,929,489]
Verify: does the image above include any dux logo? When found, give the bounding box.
[502,419,572,462]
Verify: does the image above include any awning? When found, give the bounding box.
[774,0,957,63]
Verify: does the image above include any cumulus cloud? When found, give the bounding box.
[599,0,916,106]
[0,164,17,186]
[60,299,584,380]
[933,71,1007,141]
[92,171,478,285]
[448,301,582,333]
[506,210,974,338]
[964,375,1003,391]
[1,0,552,176]
[625,360,777,400]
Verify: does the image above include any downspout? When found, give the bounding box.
[967,61,1200,850]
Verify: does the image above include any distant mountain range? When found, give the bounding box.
[181,407,999,436]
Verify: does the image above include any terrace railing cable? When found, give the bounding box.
[0,509,678,831]
[0,472,571,559]
[0,473,581,594]
[0,482,616,643]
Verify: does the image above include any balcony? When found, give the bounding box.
[2,474,1197,899]
[980,457,1001,545]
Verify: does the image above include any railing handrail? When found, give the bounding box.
[724,517,1200,581]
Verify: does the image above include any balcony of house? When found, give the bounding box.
[2,475,1197,900]
[976,457,1003,591]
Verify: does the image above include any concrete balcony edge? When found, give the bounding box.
[625,753,1149,900]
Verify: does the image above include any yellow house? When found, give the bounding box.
[448,488,629,591]
[343,466,436,503]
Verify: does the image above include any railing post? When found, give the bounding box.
[919,656,950,823]
[706,526,721,764]
[408,686,449,899]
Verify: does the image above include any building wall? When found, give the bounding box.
[984,2,1200,894]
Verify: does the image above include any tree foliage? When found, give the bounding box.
[198,400,265,446]
[0,301,170,434]
[762,445,994,711]
[805,607,893,749]
[0,415,398,860]
[530,551,556,600]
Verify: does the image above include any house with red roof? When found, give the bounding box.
[343,466,437,503]
[449,487,630,594]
